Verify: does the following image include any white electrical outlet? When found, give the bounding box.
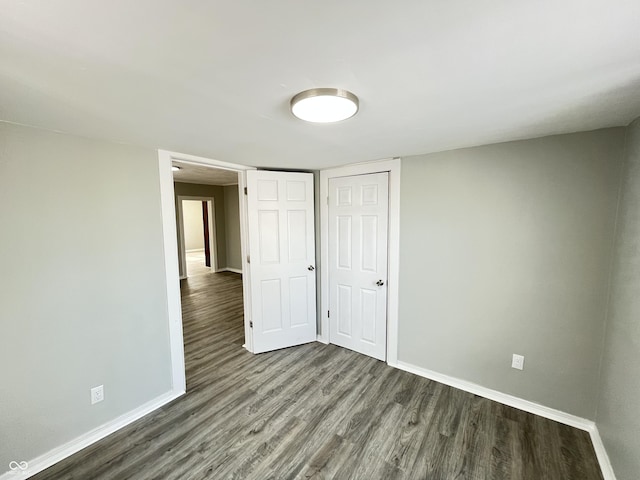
[91,385,104,405]
[512,354,525,370]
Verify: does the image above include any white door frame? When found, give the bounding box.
[320,158,401,366]
[177,196,217,278]
[158,149,256,394]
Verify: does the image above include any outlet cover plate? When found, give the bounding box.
[512,354,525,370]
[91,385,104,404]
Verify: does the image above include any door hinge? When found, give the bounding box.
[249,321,253,328]
[247,255,250,264]
[327,196,329,205]
[327,310,330,318]
[244,187,248,195]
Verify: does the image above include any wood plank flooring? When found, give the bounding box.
[33,271,604,479]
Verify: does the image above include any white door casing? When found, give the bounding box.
[246,170,317,353]
[328,172,389,361]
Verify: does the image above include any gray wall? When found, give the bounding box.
[173,182,226,275]
[223,185,242,271]
[1,120,634,476]
[398,128,625,419]
[0,122,173,473]
[596,117,640,480]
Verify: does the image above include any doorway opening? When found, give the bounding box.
[173,160,246,301]
[178,197,216,277]
[173,160,245,281]
[172,161,248,396]
[158,150,255,393]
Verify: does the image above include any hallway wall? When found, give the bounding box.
[223,185,242,271]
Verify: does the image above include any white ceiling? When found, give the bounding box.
[1,1,639,169]
[172,161,239,186]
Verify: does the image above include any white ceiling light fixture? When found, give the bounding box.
[290,88,359,123]
[172,165,181,172]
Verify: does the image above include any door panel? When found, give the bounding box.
[247,171,317,353]
[329,172,389,360]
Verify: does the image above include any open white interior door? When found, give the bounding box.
[246,170,317,353]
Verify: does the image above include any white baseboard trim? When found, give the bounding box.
[589,426,617,480]
[316,334,329,344]
[3,362,614,480]
[394,360,594,431]
[216,267,243,274]
[0,389,184,480]
[397,358,617,478]
[185,248,205,253]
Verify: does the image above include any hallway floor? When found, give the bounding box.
[185,250,211,277]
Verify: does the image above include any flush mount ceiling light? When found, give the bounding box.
[290,88,359,123]
[172,166,181,172]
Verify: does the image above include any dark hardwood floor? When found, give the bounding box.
[33,271,604,479]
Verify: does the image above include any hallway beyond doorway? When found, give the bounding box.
[185,250,211,277]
